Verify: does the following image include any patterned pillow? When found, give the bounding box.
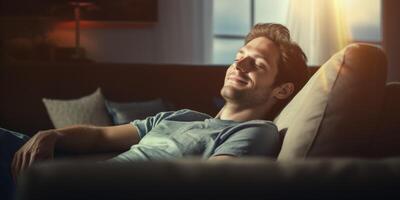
[43,88,112,128]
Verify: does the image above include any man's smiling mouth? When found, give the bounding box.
[228,76,248,85]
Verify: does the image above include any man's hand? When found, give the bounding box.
[11,129,60,181]
[11,124,139,181]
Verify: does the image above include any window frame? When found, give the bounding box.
[213,0,254,41]
[212,0,383,64]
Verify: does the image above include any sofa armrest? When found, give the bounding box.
[373,82,400,157]
[17,158,400,200]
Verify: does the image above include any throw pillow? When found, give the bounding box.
[43,88,112,128]
[105,99,168,125]
[274,43,387,160]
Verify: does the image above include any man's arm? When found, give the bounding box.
[55,124,140,153]
[12,124,139,179]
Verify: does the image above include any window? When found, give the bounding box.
[344,0,381,43]
[212,0,382,65]
[213,0,252,64]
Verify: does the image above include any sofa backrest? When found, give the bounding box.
[0,62,227,135]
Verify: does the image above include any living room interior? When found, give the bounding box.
[1,0,400,199]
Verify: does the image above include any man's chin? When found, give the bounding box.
[222,84,247,91]
[220,86,246,101]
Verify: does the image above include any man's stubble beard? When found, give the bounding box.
[221,85,254,107]
[220,85,268,107]
[221,85,245,102]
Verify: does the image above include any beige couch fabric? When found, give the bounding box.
[274,44,387,160]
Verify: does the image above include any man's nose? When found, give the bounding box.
[235,57,252,72]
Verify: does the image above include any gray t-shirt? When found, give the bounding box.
[110,109,280,162]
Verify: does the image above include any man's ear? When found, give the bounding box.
[272,82,295,100]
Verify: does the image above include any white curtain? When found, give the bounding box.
[154,0,213,64]
[286,0,349,65]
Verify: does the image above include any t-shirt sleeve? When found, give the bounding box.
[130,111,176,139]
[210,123,281,158]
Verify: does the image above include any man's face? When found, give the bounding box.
[221,37,280,107]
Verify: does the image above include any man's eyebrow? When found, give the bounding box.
[254,54,266,60]
[237,48,273,67]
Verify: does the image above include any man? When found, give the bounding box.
[1,23,308,197]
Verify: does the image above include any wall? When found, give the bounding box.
[49,0,213,64]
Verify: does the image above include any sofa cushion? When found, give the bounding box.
[43,88,112,128]
[105,99,168,125]
[16,158,400,200]
[274,44,387,160]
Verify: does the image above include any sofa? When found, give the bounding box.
[1,44,399,199]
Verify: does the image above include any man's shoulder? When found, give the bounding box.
[162,109,212,122]
[225,120,279,141]
[236,119,278,129]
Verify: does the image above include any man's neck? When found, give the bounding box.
[217,103,272,122]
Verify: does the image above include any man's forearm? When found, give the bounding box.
[53,125,105,153]
[52,124,139,153]
[13,124,138,178]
